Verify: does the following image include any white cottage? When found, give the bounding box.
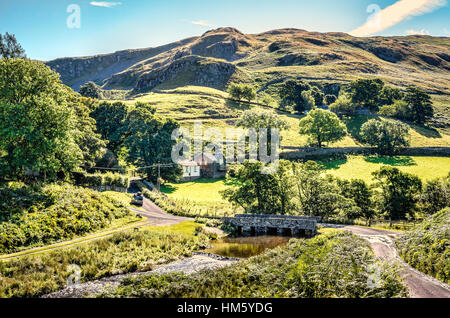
[179,160,200,180]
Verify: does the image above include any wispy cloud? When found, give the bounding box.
[406,29,430,35]
[90,1,122,8]
[191,20,214,27]
[350,0,447,37]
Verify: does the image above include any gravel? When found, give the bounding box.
[43,253,240,298]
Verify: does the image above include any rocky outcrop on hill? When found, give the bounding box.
[45,27,450,94]
[133,55,236,91]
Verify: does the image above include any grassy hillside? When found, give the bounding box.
[0,182,140,254]
[116,87,450,149]
[396,208,449,283]
[47,28,450,95]
[47,27,450,131]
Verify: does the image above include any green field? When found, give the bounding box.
[160,178,240,217]
[321,156,450,183]
[161,178,229,202]
[160,157,450,212]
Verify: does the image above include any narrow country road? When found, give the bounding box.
[0,196,192,261]
[130,197,192,226]
[321,224,450,298]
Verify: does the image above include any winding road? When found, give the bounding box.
[321,224,450,298]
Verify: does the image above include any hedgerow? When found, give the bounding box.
[73,171,130,189]
[396,208,449,283]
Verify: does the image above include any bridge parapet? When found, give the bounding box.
[223,214,318,237]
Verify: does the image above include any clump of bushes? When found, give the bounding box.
[194,217,222,228]
[0,182,132,253]
[103,231,406,298]
[396,208,449,283]
[73,171,130,190]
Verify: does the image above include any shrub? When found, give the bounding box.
[378,100,410,120]
[324,94,337,105]
[420,175,450,215]
[360,119,410,155]
[329,95,356,117]
[0,183,132,253]
[396,208,449,283]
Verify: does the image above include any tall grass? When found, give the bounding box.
[396,208,449,283]
[103,231,407,298]
[0,222,208,297]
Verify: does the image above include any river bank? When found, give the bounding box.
[43,253,240,298]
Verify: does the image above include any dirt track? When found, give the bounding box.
[322,224,450,298]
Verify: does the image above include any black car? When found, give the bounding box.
[132,192,144,207]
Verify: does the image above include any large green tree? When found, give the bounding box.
[291,161,357,219]
[123,103,182,182]
[0,33,26,59]
[69,96,106,167]
[403,87,434,124]
[338,178,375,223]
[372,167,422,220]
[237,109,290,149]
[420,174,450,215]
[90,101,129,154]
[360,119,410,155]
[221,160,296,214]
[0,59,82,180]
[348,78,384,111]
[298,109,347,148]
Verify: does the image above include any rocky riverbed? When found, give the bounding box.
[43,253,240,298]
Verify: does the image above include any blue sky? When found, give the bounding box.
[0,0,448,61]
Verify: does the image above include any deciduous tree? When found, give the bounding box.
[298,109,347,148]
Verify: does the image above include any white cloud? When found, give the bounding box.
[191,20,214,27]
[406,29,430,35]
[444,28,450,35]
[350,0,447,37]
[90,2,122,8]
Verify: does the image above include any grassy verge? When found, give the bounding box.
[101,230,406,298]
[396,208,449,283]
[0,183,142,254]
[0,221,208,297]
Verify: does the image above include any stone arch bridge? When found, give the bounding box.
[223,214,318,237]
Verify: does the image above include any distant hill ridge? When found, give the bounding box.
[45,27,450,94]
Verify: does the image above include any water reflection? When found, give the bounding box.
[204,236,291,258]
